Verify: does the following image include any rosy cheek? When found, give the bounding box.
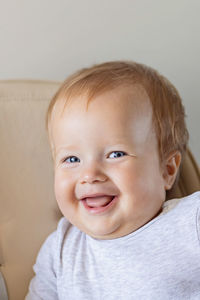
[55,172,76,205]
[54,172,66,196]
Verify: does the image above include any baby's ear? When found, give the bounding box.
[162,151,182,190]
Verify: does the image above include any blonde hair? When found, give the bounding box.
[46,61,189,162]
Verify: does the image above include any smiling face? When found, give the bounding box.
[50,85,167,239]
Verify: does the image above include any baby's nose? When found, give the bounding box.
[79,164,107,184]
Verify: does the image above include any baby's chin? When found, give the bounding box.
[76,220,123,240]
[80,211,164,240]
[78,221,139,240]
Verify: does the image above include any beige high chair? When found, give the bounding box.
[0,80,199,300]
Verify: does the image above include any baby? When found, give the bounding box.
[26,61,200,299]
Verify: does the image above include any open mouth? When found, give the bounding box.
[85,195,115,208]
[81,195,117,214]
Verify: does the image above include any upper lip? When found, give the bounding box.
[79,193,115,200]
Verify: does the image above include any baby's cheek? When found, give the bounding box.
[54,171,76,205]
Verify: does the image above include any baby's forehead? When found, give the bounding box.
[49,85,155,148]
[51,84,152,120]
[48,85,157,158]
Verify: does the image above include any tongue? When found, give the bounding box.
[85,196,113,208]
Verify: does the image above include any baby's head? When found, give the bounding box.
[46,61,189,240]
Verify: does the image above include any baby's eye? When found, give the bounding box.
[63,156,80,164]
[108,151,127,159]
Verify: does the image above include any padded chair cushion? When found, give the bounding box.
[0,80,199,300]
[0,80,62,300]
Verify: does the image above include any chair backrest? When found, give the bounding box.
[0,80,62,300]
[0,80,199,300]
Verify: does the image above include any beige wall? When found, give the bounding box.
[0,0,199,163]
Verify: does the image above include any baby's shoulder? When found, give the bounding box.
[163,191,200,215]
[54,217,76,243]
[160,192,200,233]
[36,217,81,267]
[177,191,200,211]
[181,191,200,203]
[55,217,83,245]
[37,218,72,254]
[56,217,71,236]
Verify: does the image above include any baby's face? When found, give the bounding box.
[50,85,167,239]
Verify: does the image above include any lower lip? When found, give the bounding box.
[81,196,118,215]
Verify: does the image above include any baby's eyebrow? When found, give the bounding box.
[56,144,77,152]
[54,145,77,158]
